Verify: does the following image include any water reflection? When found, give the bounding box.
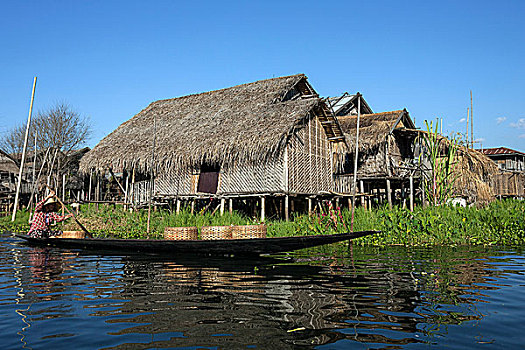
[1,234,524,349]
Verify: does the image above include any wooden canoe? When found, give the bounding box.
[14,230,378,256]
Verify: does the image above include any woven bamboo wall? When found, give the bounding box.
[155,166,194,196]
[134,157,286,200]
[288,116,332,194]
[220,158,285,194]
[491,171,525,196]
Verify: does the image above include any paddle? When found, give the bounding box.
[44,184,92,238]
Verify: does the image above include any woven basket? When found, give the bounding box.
[61,231,86,239]
[164,226,198,240]
[232,224,267,239]
[200,226,233,240]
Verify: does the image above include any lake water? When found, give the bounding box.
[1,233,524,349]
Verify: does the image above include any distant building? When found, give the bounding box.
[477,147,525,198]
[477,147,525,172]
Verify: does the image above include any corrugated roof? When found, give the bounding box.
[477,147,525,156]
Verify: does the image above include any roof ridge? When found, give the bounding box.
[152,73,306,104]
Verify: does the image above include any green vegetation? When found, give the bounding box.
[1,199,524,246]
[419,120,460,206]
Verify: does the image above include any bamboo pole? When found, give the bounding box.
[350,93,361,231]
[261,196,265,222]
[386,179,392,209]
[27,147,50,209]
[409,175,414,212]
[31,132,37,212]
[284,195,289,222]
[147,116,157,234]
[12,77,37,222]
[88,170,93,201]
[465,107,470,147]
[470,90,474,148]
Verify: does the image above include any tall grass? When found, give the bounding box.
[1,200,523,246]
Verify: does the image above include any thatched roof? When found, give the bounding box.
[337,110,415,153]
[80,74,327,173]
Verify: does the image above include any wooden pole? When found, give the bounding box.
[220,198,225,216]
[124,174,129,206]
[229,198,233,214]
[386,179,392,209]
[284,195,289,222]
[350,93,361,231]
[261,196,265,221]
[12,77,37,222]
[27,147,50,209]
[95,174,99,201]
[308,197,312,214]
[130,167,135,208]
[465,107,470,147]
[359,180,365,208]
[31,132,37,211]
[88,170,93,201]
[147,115,157,234]
[409,175,414,212]
[62,173,66,203]
[470,90,474,148]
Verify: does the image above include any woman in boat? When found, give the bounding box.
[28,194,73,238]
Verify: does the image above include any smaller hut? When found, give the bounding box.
[334,109,418,208]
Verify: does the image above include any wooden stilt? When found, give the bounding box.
[284,195,289,222]
[348,197,352,211]
[409,176,414,212]
[229,198,233,214]
[220,198,225,216]
[261,196,265,222]
[176,199,181,214]
[88,171,93,201]
[386,179,392,209]
[96,175,100,202]
[191,199,195,214]
[360,180,365,208]
[308,198,312,214]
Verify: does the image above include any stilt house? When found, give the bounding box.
[80,74,346,218]
[334,109,418,207]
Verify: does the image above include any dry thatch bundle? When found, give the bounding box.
[412,129,498,203]
[452,146,498,203]
[80,74,323,173]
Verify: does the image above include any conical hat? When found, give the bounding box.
[43,197,58,207]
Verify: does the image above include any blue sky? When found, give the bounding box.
[1,0,524,151]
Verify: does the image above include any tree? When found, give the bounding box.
[1,103,92,157]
